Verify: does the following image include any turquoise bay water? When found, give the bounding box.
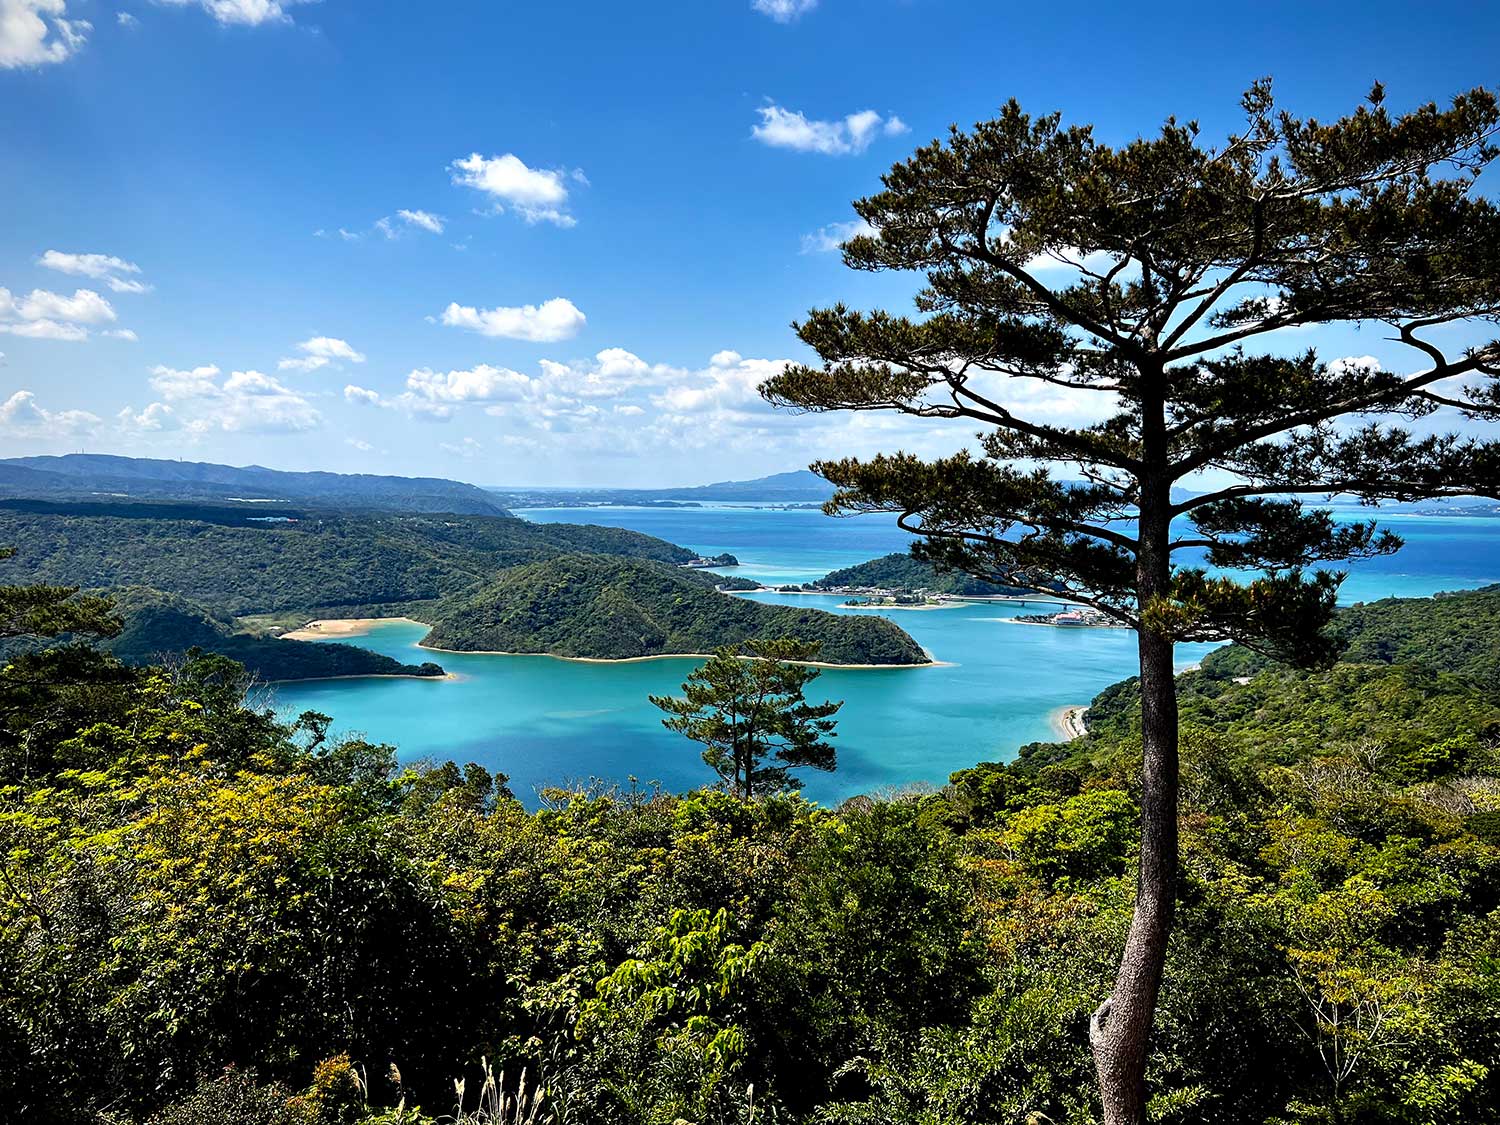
[272,506,1500,805]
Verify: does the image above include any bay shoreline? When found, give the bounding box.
[284,616,944,670]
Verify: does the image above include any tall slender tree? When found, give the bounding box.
[650,637,841,799]
[760,82,1500,1124]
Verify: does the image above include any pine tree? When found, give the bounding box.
[760,81,1500,1124]
[650,638,841,799]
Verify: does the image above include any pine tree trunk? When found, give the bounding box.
[1091,465,1179,1124]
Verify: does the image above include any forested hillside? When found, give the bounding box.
[104,587,445,681]
[0,506,703,616]
[811,552,1038,596]
[0,504,918,670]
[4,577,1499,1124]
[423,554,931,664]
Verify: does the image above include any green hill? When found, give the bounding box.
[105,587,444,682]
[422,554,930,664]
[0,505,710,618]
[1005,585,1500,776]
[811,552,1037,596]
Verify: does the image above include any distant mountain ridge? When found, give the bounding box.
[489,469,837,508]
[661,470,835,502]
[0,454,511,516]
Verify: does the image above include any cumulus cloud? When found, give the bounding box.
[0,319,89,341]
[344,384,381,406]
[144,363,320,433]
[0,0,89,69]
[156,0,302,27]
[37,250,150,294]
[278,335,366,372]
[0,284,120,341]
[116,11,137,27]
[0,285,115,323]
[1328,355,1383,377]
[653,354,787,414]
[752,0,816,21]
[117,401,177,433]
[0,389,100,437]
[440,297,586,343]
[406,365,531,404]
[752,103,907,156]
[450,152,582,227]
[103,328,140,341]
[800,218,878,254]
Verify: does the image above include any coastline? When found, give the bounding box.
[419,641,942,670]
[837,602,960,612]
[281,616,425,641]
[266,671,457,685]
[1051,705,1089,740]
[284,617,940,669]
[735,588,1064,607]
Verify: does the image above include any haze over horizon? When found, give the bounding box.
[4,0,1498,487]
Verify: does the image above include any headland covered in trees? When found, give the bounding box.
[0,489,931,675]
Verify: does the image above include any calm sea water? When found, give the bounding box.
[272,506,1500,805]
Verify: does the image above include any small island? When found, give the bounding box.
[421,554,932,665]
[843,593,953,610]
[1015,607,1124,628]
[679,552,740,568]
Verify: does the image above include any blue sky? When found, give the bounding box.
[2,0,1497,487]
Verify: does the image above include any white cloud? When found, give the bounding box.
[279,335,366,372]
[345,437,374,451]
[0,319,89,341]
[103,328,139,341]
[344,384,382,406]
[117,11,138,27]
[156,0,301,27]
[0,0,89,69]
[440,297,586,342]
[406,364,531,404]
[150,363,222,400]
[117,401,177,433]
[450,152,581,227]
[281,356,330,372]
[37,250,145,285]
[301,337,366,363]
[1,285,115,324]
[329,210,448,242]
[0,389,100,437]
[653,355,786,414]
[146,364,320,432]
[1328,355,1383,377]
[752,0,816,22]
[801,218,877,254]
[752,103,908,156]
[397,209,445,234]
